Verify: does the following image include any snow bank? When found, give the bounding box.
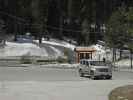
[40,63,79,69]
[115,59,132,67]
[49,46,63,57]
[34,39,76,50]
[0,42,48,57]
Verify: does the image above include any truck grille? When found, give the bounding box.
[98,68,108,72]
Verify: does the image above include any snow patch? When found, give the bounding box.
[40,63,79,69]
[49,46,63,57]
[90,44,106,60]
[0,42,48,57]
[34,39,76,50]
[115,59,132,67]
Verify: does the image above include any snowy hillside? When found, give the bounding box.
[0,39,114,63]
[34,39,76,50]
[0,41,66,58]
[0,42,48,57]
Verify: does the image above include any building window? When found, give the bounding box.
[80,53,84,60]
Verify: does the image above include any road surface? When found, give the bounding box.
[0,67,133,81]
[0,66,132,100]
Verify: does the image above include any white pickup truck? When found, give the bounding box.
[78,59,112,79]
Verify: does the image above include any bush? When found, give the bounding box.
[57,56,68,63]
[36,59,57,64]
[20,54,32,64]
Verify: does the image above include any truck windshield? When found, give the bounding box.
[90,61,106,66]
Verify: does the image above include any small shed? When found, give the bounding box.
[74,47,96,63]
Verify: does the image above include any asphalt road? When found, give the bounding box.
[0,67,132,100]
[0,67,133,81]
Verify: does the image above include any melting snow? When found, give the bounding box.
[0,42,48,57]
[34,39,76,50]
[49,46,63,57]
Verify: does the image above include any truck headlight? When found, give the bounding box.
[93,68,96,71]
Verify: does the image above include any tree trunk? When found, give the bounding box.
[59,15,63,40]
[130,50,132,69]
[39,32,42,44]
[119,49,122,60]
[114,49,116,61]
[112,48,115,62]
[39,36,42,44]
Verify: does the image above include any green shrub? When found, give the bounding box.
[20,55,32,64]
[57,56,68,63]
[36,59,57,64]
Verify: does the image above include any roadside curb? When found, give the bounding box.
[39,64,78,69]
[0,64,78,69]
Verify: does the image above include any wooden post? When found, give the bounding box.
[76,52,78,63]
[78,52,80,63]
[91,52,92,59]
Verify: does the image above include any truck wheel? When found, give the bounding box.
[107,76,112,80]
[79,70,84,77]
[91,75,95,80]
[90,71,95,80]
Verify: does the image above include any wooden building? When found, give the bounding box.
[74,47,96,63]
